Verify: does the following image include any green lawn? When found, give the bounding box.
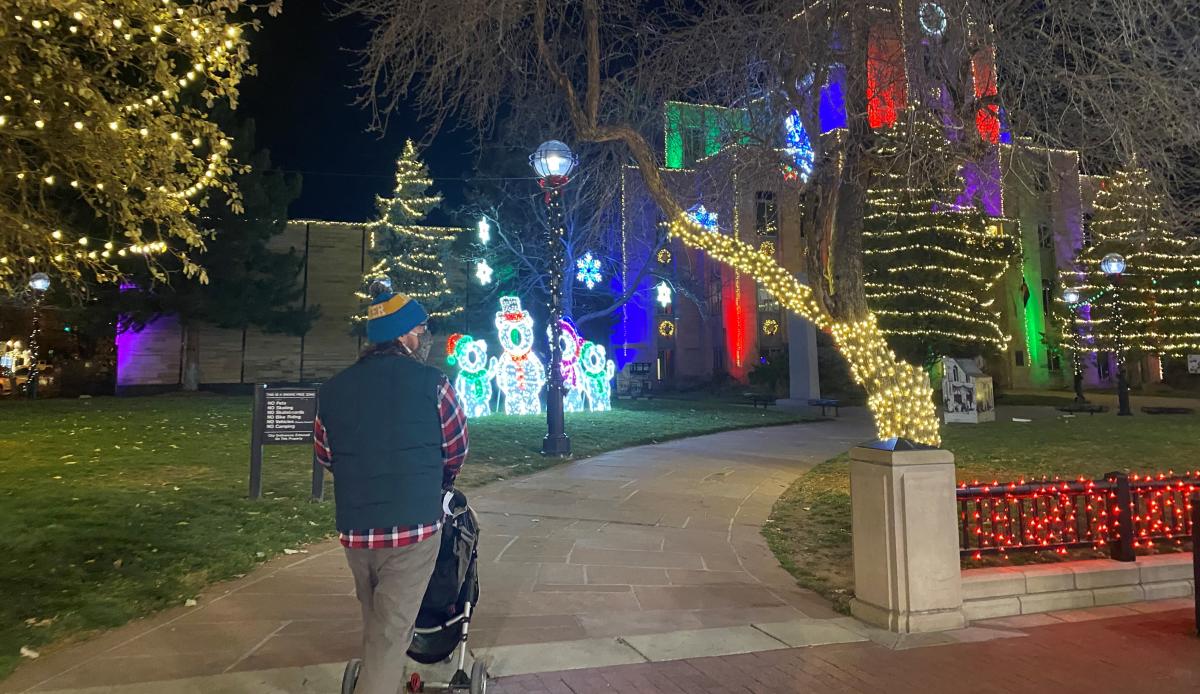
[0,394,808,680]
[763,411,1200,613]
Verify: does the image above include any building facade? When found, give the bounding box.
[613,2,1150,395]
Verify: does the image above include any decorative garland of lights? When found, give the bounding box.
[666,213,941,445]
[361,140,464,320]
[657,248,672,265]
[659,320,675,338]
[762,318,779,336]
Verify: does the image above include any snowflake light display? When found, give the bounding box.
[490,296,545,415]
[784,111,815,182]
[475,259,493,285]
[445,333,494,418]
[579,341,616,412]
[656,281,673,307]
[687,204,719,231]
[575,252,603,290]
[547,318,586,413]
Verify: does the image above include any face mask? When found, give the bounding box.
[415,331,434,362]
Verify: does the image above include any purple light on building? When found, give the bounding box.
[957,151,1003,217]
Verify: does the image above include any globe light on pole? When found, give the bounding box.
[1062,288,1080,305]
[531,140,576,457]
[477,217,491,244]
[26,272,50,400]
[1100,252,1126,276]
[530,140,577,180]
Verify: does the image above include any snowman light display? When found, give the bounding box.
[546,317,586,413]
[445,333,494,418]
[490,296,546,415]
[579,340,616,412]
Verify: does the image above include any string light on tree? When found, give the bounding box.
[575,251,602,290]
[361,140,463,324]
[862,109,1018,366]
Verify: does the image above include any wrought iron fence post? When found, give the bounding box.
[1191,491,1198,637]
[1105,471,1136,562]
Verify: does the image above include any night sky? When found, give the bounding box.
[238,1,472,221]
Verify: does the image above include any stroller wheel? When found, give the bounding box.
[469,659,488,694]
[340,659,361,694]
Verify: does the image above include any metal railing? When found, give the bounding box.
[957,472,1200,561]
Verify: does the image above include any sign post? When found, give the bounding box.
[249,383,323,501]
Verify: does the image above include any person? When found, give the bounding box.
[314,283,468,694]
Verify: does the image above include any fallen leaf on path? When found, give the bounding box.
[20,646,39,659]
[185,599,198,607]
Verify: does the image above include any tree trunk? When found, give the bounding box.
[181,322,200,392]
[538,0,941,444]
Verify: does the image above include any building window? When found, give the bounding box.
[1082,213,1094,248]
[1015,350,1026,367]
[1097,352,1111,380]
[1042,279,1053,317]
[1037,223,1052,249]
[755,191,778,238]
[1047,349,1062,372]
[682,127,704,167]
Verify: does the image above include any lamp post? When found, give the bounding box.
[531,140,577,457]
[26,272,50,400]
[1100,253,1132,416]
[1062,287,1086,403]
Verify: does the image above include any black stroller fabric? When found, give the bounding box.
[407,489,480,664]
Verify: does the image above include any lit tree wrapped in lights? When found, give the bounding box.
[0,0,271,293]
[1065,166,1200,360]
[363,140,463,325]
[863,112,1018,367]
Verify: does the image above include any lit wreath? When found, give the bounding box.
[658,320,676,338]
[762,319,780,336]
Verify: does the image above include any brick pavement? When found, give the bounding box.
[488,608,1200,694]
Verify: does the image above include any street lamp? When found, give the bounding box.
[1100,253,1132,416]
[531,140,577,457]
[1062,287,1086,403]
[27,272,50,400]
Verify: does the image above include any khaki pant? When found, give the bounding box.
[345,536,440,694]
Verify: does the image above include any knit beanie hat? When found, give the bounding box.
[366,280,428,344]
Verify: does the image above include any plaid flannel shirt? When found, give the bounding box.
[314,373,468,549]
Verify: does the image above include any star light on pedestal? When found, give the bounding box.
[475,260,493,285]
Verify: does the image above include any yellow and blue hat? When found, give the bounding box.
[366,281,428,343]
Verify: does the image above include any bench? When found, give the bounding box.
[1057,404,1108,415]
[742,392,776,409]
[1141,406,1195,415]
[808,398,840,417]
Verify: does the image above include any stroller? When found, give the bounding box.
[342,489,488,693]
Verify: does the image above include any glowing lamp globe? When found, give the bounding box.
[1062,288,1080,304]
[28,272,50,292]
[1100,253,1126,276]
[530,140,577,179]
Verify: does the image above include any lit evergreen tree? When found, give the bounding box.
[1068,167,1200,358]
[863,111,1019,367]
[362,141,463,326]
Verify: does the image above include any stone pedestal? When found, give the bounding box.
[849,440,966,633]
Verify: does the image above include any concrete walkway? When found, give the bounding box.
[1,412,874,693]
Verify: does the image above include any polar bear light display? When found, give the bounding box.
[445,333,493,418]
[490,296,545,415]
[579,341,615,412]
[546,318,586,413]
